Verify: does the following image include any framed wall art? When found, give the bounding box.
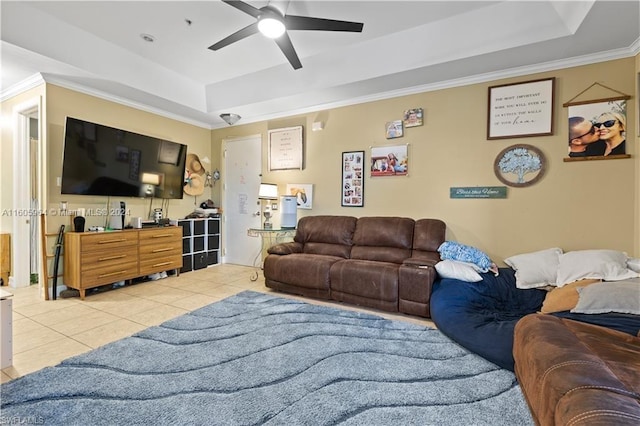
[494,144,546,187]
[158,140,184,165]
[286,183,313,209]
[129,149,141,181]
[403,108,424,127]
[268,126,303,171]
[341,151,364,207]
[370,144,408,177]
[565,99,629,161]
[115,145,129,162]
[385,120,403,139]
[487,77,555,139]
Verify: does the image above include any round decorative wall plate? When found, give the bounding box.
[494,144,546,188]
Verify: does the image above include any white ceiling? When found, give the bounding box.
[2,1,639,129]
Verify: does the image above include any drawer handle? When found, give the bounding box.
[152,247,173,253]
[98,238,126,244]
[152,261,172,267]
[151,234,172,238]
[98,270,127,278]
[98,254,126,261]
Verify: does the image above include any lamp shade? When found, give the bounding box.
[141,172,161,185]
[258,183,278,200]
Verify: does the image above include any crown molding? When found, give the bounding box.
[40,74,214,129]
[0,73,46,102]
[4,42,639,131]
[217,44,640,129]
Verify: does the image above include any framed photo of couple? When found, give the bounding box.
[565,99,629,162]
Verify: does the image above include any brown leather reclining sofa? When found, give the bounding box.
[514,314,640,426]
[263,215,446,317]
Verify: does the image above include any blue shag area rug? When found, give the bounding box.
[1,291,533,425]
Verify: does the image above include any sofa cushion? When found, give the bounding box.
[294,215,357,258]
[412,219,446,252]
[350,217,414,263]
[330,259,399,303]
[263,253,343,292]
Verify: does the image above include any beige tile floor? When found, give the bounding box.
[1,264,434,384]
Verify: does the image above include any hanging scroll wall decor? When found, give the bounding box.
[563,82,631,162]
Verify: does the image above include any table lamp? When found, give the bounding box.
[258,183,278,229]
[141,172,161,220]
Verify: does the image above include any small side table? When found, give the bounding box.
[247,228,296,281]
[0,288,13,368]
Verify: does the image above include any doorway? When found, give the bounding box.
[11,97,42,289]
[222,135,262,266]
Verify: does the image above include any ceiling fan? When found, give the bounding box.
[209,1,364,70]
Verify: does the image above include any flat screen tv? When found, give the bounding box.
[61,117,187,199]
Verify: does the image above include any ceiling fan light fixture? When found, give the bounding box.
[258,16,286,39]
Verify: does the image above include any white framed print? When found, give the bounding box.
[286,184,313,209]
[268,126,303,171]
[487,77,555,139]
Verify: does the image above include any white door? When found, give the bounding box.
[222,135,262,266]
[11,98,42,289]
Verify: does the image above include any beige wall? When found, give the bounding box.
[213,57,638,262]
[44,84,213,232]
[2,57,637,274]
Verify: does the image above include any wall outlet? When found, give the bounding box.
[271,203,278,210]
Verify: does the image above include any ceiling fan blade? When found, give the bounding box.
[221,0,261,18]
[274,32,302,70]
[208,22,259,50]
[284,15,364,32]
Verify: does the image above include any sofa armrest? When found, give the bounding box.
[267,242,303,255]
[402,253,440,268]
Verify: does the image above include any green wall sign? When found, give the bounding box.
[450,186,507,199]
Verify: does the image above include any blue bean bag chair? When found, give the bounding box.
[430,268,546,371]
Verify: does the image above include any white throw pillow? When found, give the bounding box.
[435,260,482,282]
[571,279,640,315]
[504,247,562,289]
[627,258,640,273]
[556,250,639,287]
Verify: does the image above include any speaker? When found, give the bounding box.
[108,201,125,230]
[73,216,85,232]
[280,196,297,229]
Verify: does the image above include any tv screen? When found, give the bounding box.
[61,117,187,199]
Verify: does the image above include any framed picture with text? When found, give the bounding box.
[268,126,304,171]
[341,151,364,207]
[487,77,555,139]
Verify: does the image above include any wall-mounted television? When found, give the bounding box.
[61,117,187,199]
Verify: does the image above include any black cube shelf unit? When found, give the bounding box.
[178,217,221,273]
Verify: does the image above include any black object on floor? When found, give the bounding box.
[52,225,65,300]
